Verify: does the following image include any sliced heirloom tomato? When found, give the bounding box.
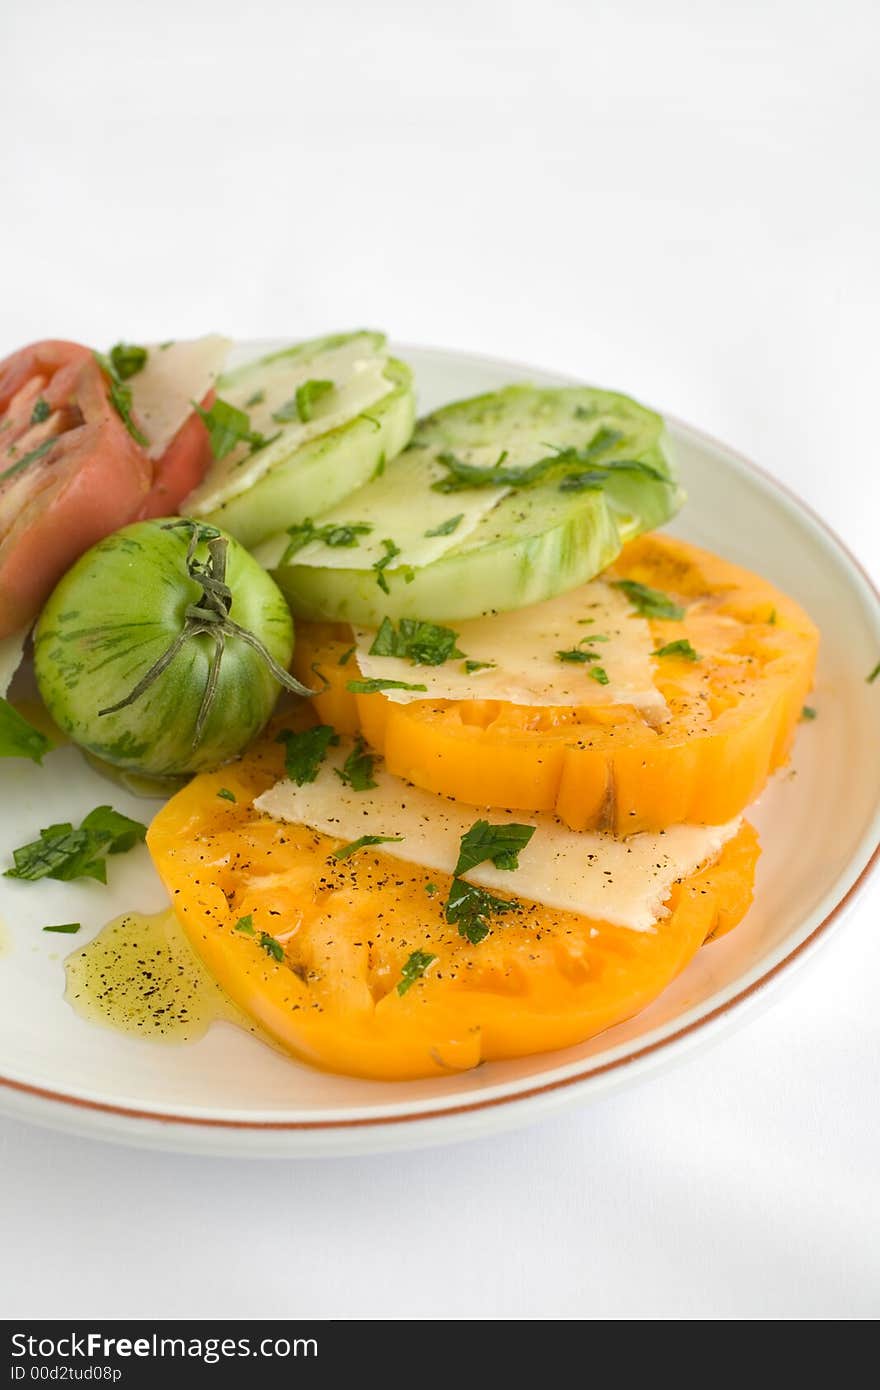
[0,341,151,637]
[293,534,819,835]
[139,388,215,520]
[146,729,760,1081]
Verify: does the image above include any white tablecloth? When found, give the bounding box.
[2,0,878,1320]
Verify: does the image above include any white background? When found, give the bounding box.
[2,0,879,1320]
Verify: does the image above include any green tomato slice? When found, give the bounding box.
[188,332,415,549]
[261,384,682,624]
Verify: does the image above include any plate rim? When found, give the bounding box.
[2,341,878,1146]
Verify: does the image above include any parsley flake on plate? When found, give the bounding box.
[193,397,279,462]
[108,342,148,381]
[281,518,373,564]
[397,949,437,995]
[454,820,535,876]
[653,639,699,662]
[335,736,378,791]
[276,724,339,786]
[0,436,61,485]
[4,806,147,885]
[259,932,285,961]
[94,351,148,446]
[0,699,52,763]
[331,834,404,861]
[612,579,685,621]
[556,647,600,664]
[346,677,428,695]
[445,879,519,945]
[424,513,464,538]
[369,617,462,667]
[372,538,402,594]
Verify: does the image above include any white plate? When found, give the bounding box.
[1,344,878,1157]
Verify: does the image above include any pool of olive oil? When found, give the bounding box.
[64,908,263,1045]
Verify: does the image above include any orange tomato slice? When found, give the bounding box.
[147,728,760,1081]
[294,534,818,835]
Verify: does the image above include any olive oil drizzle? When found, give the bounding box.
[64,908,259,1044]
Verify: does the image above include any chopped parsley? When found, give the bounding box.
[768,609,778,626]
[589,666,610,685]
[372,538,402,594]
[424,513,464,538]
[331,834,404,861]
[397,949,436,995]
[438,820,534,944]
[556,647,599,664]
[338,645,356,666]
[244,390,265,409]
[801,705,818,721]
[425,882,438,897]
[276,724,339,785]
[463,659,495,674]
[431,428,668,495]
[868,661,880,685]
[234,914,255,934]
[216,788,237,803]
[0,436,61,485]
[4,806,147,885]
[30,397,51,425]
[42,923,81,935]
[273,379,334,423]
[445,879,519,945]
[346,677,428,695]
[612,579,685,621]
[109,342,148,380]
[369,617,462,667]
[335,736,377,791]
[653,639,700,662]
[282,517,373,563]
[0,699,52,763]
[193,397,279,462]
[454,819,536,876]
[259,931,285,961]
[94,352,148,445]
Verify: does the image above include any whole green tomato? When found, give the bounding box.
[35,518,310,776]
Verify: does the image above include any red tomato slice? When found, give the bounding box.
[0,342,151,637]
[138,389,215,520]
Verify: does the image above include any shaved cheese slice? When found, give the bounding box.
[353,578,668,717]
[187,337,393,513]
[0,629,26,696]
[130,335,232,459]
[255,744,740,931]
[287,434,553,575]
[291,449,507,572]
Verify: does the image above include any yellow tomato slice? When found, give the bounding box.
[295,534,818,834]
[147,730,760,1081]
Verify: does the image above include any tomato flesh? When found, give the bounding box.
[0,342,151,637]
[139,389,215,520]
